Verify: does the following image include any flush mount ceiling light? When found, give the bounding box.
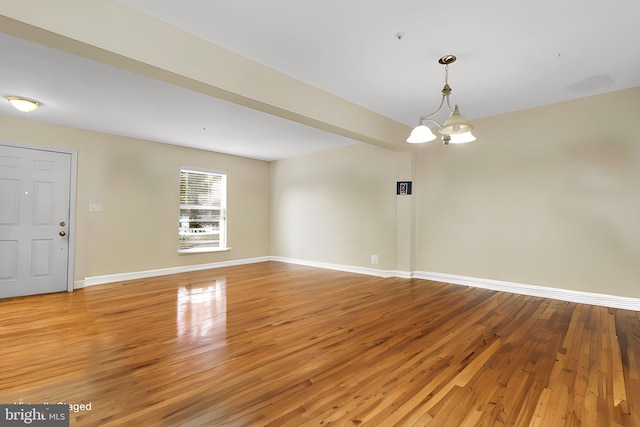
[6,96,40,113]
[407,55,476,146]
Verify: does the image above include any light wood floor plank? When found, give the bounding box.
[0,262,638,426]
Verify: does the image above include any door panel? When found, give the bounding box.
[0,144,71,298]
[0,240,18,280]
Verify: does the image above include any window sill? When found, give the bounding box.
[178,247,231,255]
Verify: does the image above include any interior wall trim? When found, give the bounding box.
[275,258,639,310]
[75,257,639,311]
[412,270,640,311]
[269,256,413,279]
[75,256,272,288]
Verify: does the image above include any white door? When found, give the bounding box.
[0,144,71,298]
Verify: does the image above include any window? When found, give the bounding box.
[179,166,227,253]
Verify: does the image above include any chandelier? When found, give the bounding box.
[406,55,476,146]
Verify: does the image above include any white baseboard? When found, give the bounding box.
[274,259,638,310]
[412,271,640,311]
[270,256,413,279]
[75,256,639,311]
[75,256,271,288]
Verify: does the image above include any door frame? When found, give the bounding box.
[0,141,77,293]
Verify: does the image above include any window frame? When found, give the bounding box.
[178,166,229,254]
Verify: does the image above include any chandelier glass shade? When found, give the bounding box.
[407,55,475,146]
[447,131,477,144]
[406,124,437,143]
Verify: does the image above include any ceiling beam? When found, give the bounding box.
[0,0,410,152]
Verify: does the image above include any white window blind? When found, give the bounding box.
[179,167,227,252]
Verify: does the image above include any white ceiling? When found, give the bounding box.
[2,0,640,161]
[0,33,357,161]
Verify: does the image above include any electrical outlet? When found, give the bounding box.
[371,255,379,265]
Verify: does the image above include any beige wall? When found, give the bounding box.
[2,86,638,299]
[0,115,270,281]
[2,1,637,300]
[270,87,640,299]
[270,143,401,270]
[413,87,640,298]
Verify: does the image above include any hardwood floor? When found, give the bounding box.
[0,262,638,426]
